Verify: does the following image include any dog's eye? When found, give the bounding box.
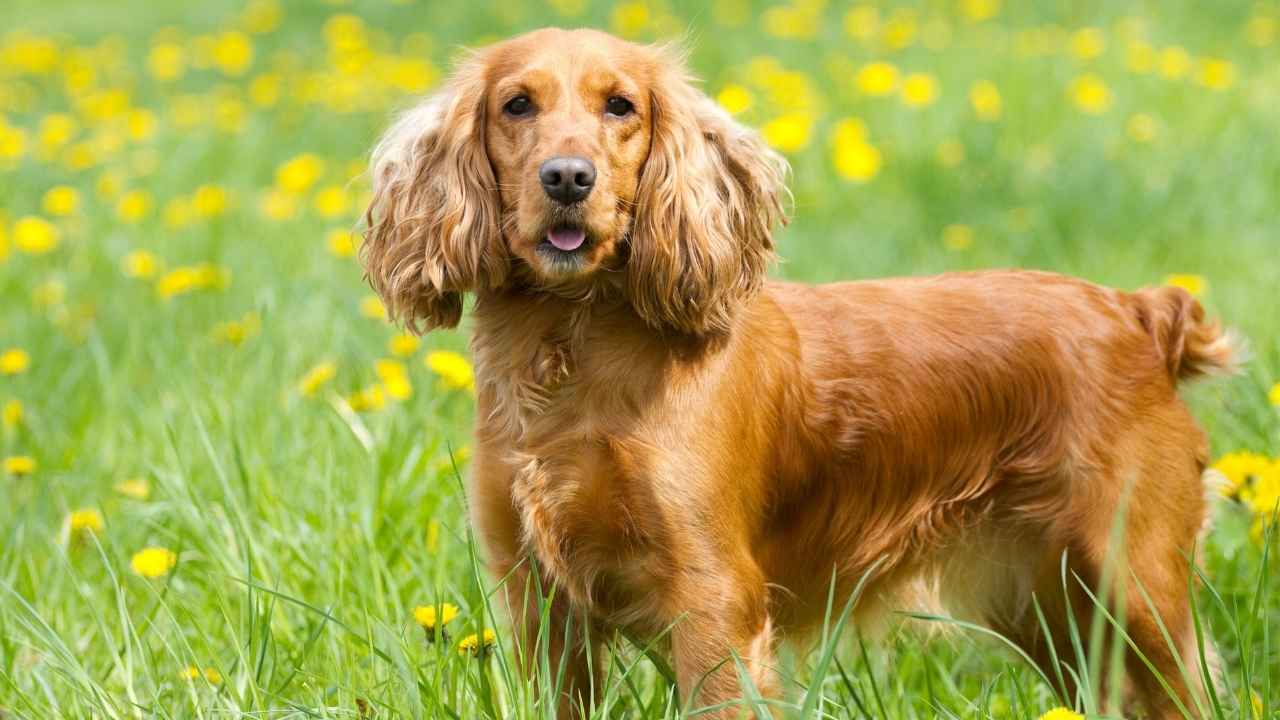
[605,96,634,117]
[504,95,532,116]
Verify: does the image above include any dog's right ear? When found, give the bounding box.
[361,57,505,334]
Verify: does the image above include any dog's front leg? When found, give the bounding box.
[470,453,600,718]
[671,570,778,719]
[498,562,600,719]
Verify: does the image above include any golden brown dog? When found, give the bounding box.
[361,28,1234,719]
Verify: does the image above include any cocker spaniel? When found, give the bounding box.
[361,28,1234,719]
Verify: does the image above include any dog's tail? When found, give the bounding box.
[1128,286,1239,382]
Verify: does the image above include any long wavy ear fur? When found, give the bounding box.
[627,47,790,336]
[361,56,505,334]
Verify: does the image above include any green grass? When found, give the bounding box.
[2,0,1278,717]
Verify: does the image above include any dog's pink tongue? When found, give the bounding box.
[547,227,586,251]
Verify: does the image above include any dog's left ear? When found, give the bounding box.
[627,52,789,336]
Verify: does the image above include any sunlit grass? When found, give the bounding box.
[2,0,1278,716]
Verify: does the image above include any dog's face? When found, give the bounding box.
[362,28,788,335]
[483,31,651,283]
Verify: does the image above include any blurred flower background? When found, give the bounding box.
[1,0,1278,716]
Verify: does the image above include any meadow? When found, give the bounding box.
[1,0,1279,717]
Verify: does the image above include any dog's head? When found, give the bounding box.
[362,28,788,335]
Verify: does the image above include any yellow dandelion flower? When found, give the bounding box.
[1126,41,1156,74]
[260,188,298,221]
[68,508,104,534]
[347,384,386,412]
[426,351,475,391]
[39,113,78,153]
[1249,471,1280,532]
[122,250,161,279]
[970,81,1002,121]
[248,73,281,107]
[1,349,31,376]
[42,186,80,217]
[179,665,222,684]
[1069,27,1105,60]
[241,0,282,32]
[13,216,60,254]
[212,31,253,76]
[1126,113,1158,143]
[375,359,412,401]
[0,123,26,160]
[360,295,387,320]
[297,361,337,397]
[413,602,460,630]
[1246,16,1276,47]
[130,547,177,578]
[2,399,22,429]
[126,109,156,142]
[1164,273,1205,297]
[154,268,194,299]
[4,455,36,476]
[212,312,261,346]
[323,14,366,49]
[831,119,881,183]
[855,61,899,96]
[94,171,122,199]
[1269,383,1280,407]
[1158,46,1191,79]
[843,6,879,40]
[900,73,938,107]
[62,56,96,94]
[147,43,186,81]
[388,333,420,357]
[1038,709,1083,720]
[761,113,813,153]
[715,84,753,115]
[882,10,917,50]
[313,186,349,218]
[762,4,820,40]
[115,478,151,500]
[61,142,97,171]
[326,229,358,258]
[959,0,999,23]
[1197,59,1235,91]
[457,629,497,657]
[116,190,153,224]
[4,35,60,73]
[192,185,229,218]
[161,197,192,228]
[1213,451,1271,498]
[942,224,974,251]
[611,1,650,37]
[1070,74,1111,115]
[276,153,325,193]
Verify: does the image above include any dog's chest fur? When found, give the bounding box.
[472,297,680,628]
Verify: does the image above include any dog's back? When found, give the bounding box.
[757,270,1230,715]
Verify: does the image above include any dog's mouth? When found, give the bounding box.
[538,224,591,257]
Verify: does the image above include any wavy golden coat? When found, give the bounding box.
[361,28,1234,719]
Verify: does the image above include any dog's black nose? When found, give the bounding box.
[539,156,596,204]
